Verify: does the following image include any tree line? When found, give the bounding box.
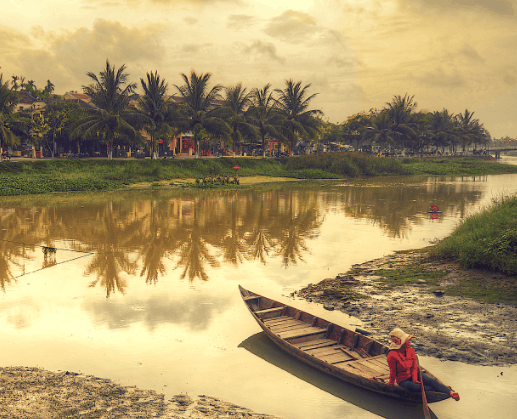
[0,61,494,162]
[329,95,491,156]
[0,61,322,161]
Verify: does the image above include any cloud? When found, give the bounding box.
[503,66,517,85]
[401,0,516,16]
[243,40,285,64]
[0,25,32,56]
[1,19,167,93]
[414,67,466,90]
[264,10,318,43]
[183,16,199,25]
[53,19,164,63]
[180,42,213,55]
[227,14,256,31]
[459,44,485,63]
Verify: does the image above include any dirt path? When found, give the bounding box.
[296,251,517,366]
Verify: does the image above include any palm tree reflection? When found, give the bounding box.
[0,178,487,296]
[244,197,277,264]
[272,192,322,267]
[82,203,139,297]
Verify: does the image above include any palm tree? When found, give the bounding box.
[455,109,488,152]
[0,74,20,161]
[384,94,418,154]
[363,110,396,152]
[72,60,145,160]
[10,75,18,91]
[139,71,174,160]
[249,84,285,157]
[274,80,322,156]
[174,70,229,158]
[427,109,457,153]
[223,83,258,156]
[44,80,55,95]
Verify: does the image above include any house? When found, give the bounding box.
[62,91,94,109]
[14,91,37,112]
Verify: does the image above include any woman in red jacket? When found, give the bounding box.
[387,328,460,401]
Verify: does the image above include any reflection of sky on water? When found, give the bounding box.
[83,293,230,331]
[0,175,517,419]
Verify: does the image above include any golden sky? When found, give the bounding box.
[1,0,516,137]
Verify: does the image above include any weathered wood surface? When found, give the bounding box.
[238,285,451,404]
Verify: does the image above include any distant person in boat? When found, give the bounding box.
[387,328,460,401]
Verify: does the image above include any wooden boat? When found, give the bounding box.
[239,285,451,403]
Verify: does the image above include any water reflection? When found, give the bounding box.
[335,177,484,238]
[84,293,229,331]
[0,177,491,296]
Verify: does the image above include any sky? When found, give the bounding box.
[1,0,516,138]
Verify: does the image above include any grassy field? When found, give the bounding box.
[1,153,517,196]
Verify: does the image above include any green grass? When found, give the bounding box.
[1,154,516,196]
[444,277,517,303]
[401,157,517,176]
[430,195,517,275]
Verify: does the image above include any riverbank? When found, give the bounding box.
[0,366,281,418]
[2,154,517,196]
[295,251,517,366]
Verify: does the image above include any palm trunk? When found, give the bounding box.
[151,134,158,160]
[107,135,113,160]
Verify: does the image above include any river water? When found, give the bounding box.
[1,160,517,419]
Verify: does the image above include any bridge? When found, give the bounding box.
[488,148,517,158]
[488,139,517,159]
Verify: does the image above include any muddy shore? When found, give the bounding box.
[296,251,517,366]
[0,366,281,419]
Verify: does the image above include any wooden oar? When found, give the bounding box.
[417,356,431,419]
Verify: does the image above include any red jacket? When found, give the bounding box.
[387,346,418,385]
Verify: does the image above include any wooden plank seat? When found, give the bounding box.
[336,355,390,378]
[266,319,306,330]
[321,352,356,364]
[243,295,261,301]
[263,316,293,326]
[255,307,284,319]
[271,324,314,333]
[305,345,357,359]
[304,345,342,356]
[279,326,326,340]
[293,338,337,351]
